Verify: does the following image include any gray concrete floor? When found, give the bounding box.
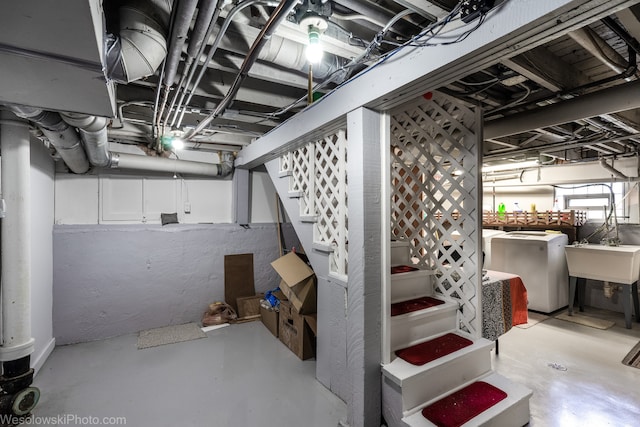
[493,307,640,427]
[32,321,347,427]
[31,307,640,427]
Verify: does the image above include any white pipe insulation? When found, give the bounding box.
[109,152,235,177]
[0,111,35,361]
[59,113,111,167]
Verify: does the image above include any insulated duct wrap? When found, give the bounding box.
[110,152,234,177]
[60,113,111,167]
[8,106,90,173]
[113,0,172,83]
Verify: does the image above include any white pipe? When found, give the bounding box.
[599,158,629,179]
[109,152,234,177]
[568,27,627,74]
[0,111,34,361]
[485,80,640,139]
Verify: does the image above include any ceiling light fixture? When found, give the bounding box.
[306,25,324,64]
[296,0,331,64]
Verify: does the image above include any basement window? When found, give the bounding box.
[555,182,625,221]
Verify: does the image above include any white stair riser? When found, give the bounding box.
[391,241,411,266]
[479,398,530,427]
[391,273,433,303]
[382,376,405,427]
[390,308,457,352]
[401,348,493,412]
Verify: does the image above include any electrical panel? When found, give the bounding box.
[460,0,496,23]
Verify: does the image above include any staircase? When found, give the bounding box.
[382,241,532,427]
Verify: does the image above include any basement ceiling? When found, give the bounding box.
[3,0,640,171]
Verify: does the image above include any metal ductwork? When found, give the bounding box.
[109,0,172,83]
[109,151,235,177]
[8,106,90,174]
[59,113,111,167]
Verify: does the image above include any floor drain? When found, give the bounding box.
[547,362,567,371]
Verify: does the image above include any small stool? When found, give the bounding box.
[569,276,640,329]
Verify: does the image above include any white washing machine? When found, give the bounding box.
[491,231,569,313]
[482,229,507,269]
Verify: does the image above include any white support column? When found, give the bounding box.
[346,107,385,427]
[0,111,35,361]
[465,108,483,338]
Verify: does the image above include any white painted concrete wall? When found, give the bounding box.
[54,169,278,224]
[53,223,299,344]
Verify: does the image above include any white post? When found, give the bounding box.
[346,107,384,427]
[0,110,35,361]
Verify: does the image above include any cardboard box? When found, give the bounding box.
[271,252,317,314]
[236,293,264,318]
[260,305,279,337]
[278,300,315,360]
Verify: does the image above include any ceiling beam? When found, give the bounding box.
[486,80,640,139]
[237,0,640,169]
[502,46,591,91]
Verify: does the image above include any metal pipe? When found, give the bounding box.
[175,0,279,128]
[109,151,234,177]
[156,0,199,127]
[162,0,200,88]
[485,80,640,139]
[8,106,90,174]
[187,0,299,138]
[167,0,224,128]
[599,158,629,179]
[60,113,111,167]
[568,26,627,74]
[0,111,35,361]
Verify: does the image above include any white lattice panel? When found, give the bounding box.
[290,143,314,217]
[390,92,481,337]
[285,130,349,277]
[279,152,292,176]
[314,130,348,276]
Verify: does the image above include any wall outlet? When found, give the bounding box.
[184,202,191,213]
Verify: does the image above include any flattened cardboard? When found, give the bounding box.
[224,254,255,313]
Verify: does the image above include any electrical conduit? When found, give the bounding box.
[187,0,300,138]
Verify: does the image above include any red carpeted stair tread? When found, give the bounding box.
[391,296,445,316]
[422,381,508,427]
[391,265,420,274]
[395,333,472,366]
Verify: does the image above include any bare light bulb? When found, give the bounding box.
[172,137,184,150]
[306,28,323,64]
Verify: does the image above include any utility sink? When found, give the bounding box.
[564,244,640,284]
